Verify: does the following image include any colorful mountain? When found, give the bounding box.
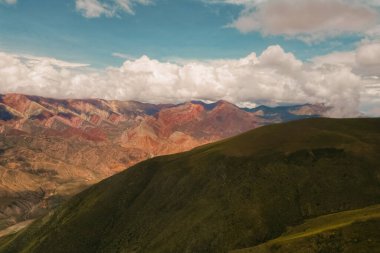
[0,93,328,234]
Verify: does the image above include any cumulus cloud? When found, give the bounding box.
[312,42,380,70]
[313,41,380,78]
[222,0,379,42]
[312,51,356,67]
[311,41,380,116]
[0,45,370,117]
[356,42,380,66]
[75,0,152,18]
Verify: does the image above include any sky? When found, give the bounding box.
[0,0,379,116]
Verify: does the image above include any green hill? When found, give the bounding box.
[231,204,380,253]
[1,118,380,253]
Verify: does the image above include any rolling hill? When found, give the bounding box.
[0,93,327,234]
[0,117,379,253]
[232,204,380,253]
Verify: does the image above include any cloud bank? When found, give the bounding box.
[1,44,377,117]
[222,0,380,42]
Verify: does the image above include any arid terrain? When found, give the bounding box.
[0,93,327,234]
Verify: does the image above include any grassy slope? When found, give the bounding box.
[1,118,380,253]
[232,204,380,253]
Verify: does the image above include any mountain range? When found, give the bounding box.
[0,93,327,235]
[1,117,379,253]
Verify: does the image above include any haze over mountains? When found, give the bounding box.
[0,93,328,235]
[1,118,379,253]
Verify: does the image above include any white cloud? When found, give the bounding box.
[312,51,356,67]
[0,0,17,4]
[356,42,380,66]
[355,42,380,83]
[75,0,152,18]
[366,25,380,39]
[0,45,372,117]
[221,0,380,42]
[17,55,90,68]
[115,0,152,14]
[311,41,380,116]
[361,81,380,116]
[76,0,112,18]
[112,52,137,60]
[311,41,380,71]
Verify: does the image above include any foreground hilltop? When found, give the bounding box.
[1,118,379,253]
[0,93,326,234]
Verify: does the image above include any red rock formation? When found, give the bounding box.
[0,93,328,234]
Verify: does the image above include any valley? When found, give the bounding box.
[0,93,327,235]
[1,118,379,253]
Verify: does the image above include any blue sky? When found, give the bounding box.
[0,0,379,117]
[0,0,364,67]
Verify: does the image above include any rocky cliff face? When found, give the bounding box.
[0,93,328,234]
